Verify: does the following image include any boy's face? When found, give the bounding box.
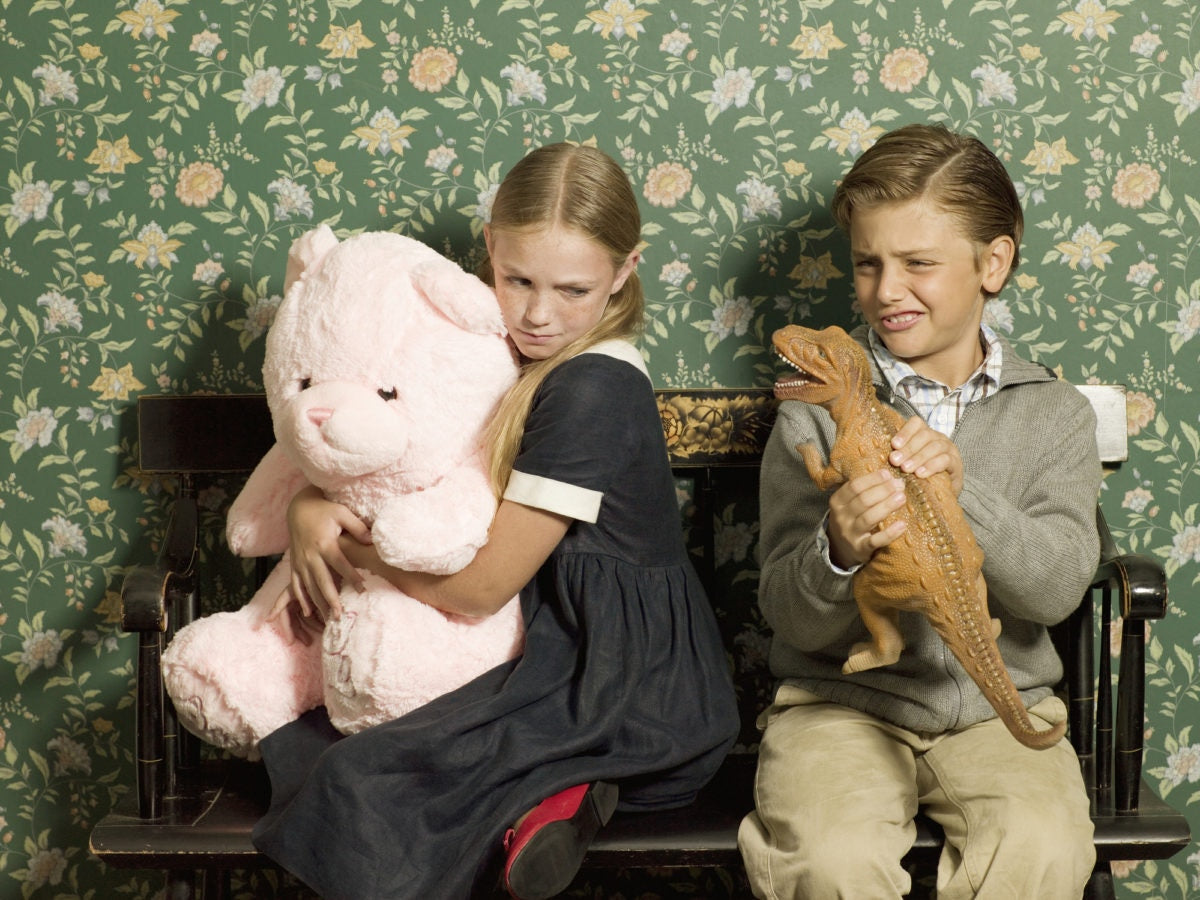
[849,198,1014,388]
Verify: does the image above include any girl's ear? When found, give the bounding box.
[981,235,1016,294]
[610,249,640,295]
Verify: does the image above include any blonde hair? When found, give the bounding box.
[830,123,1023,299]
[481,143,645,496]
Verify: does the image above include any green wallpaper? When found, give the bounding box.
[1,0,1197,896]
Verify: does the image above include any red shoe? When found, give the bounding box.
[502,781,618,899]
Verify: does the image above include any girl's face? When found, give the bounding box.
[485,223,638,361]
[849,197,1014,387]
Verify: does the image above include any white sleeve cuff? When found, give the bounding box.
[504,470,603,523]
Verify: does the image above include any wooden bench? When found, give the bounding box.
[91,388,1191,899]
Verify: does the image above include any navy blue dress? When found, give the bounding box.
[252,346,739,899]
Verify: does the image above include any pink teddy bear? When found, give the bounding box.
[162,225,525,758]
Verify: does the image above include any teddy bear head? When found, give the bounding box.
[263,225,519,498]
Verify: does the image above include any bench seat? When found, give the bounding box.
[89,390,1191,899]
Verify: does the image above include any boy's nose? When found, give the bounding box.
[877,265,906,302]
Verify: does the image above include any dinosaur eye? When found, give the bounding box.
[299,378,312,390]
[378,387,398,401]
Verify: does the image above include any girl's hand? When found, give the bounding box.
[827,468,908,570]
[269,586,326,646]
[278,484,371,622]
[888,416,964,494]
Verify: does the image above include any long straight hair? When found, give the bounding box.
[481,143,645,496]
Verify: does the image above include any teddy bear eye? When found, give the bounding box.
[378,387,398,401]
[299,378,312,391]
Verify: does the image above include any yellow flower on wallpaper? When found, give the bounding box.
[788,252,843,290]
[354,109,415,156]
[1015,273,1040,290]
[314,158,337,176]
[79,43,102,61]
[643,162,692,208]
[586,1,650,40]
[1022,137,1079,175]
[89,364,146,401]
[789,23,846,60]
[83,272,106,288]
[1055,223,1118,271]
[409,47,458,92]
[175,161,224,207]
[1111,162,1161,208]
[318,21,375,59]
[823,109,885,156]
[116,0,181,42]
[548,43,571,60]
[1057,0,1120,42]
[84,136,142,174]
[121,222,183,269]
[879,47,928,93]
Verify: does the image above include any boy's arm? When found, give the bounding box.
[758,402,861,652]
[961,389,1102,625]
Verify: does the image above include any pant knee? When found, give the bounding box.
[740,811,910,899]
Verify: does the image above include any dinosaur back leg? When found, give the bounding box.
[842,598,905,674]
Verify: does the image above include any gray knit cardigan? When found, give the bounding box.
[757,325,1102,733]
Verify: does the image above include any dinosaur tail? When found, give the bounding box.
[937,605,1066,751]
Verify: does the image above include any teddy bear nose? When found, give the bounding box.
[308,408,333,426]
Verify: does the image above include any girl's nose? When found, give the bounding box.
[523,291,552,325]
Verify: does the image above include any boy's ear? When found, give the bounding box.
[981,235,1016,294]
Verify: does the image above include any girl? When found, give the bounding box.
[254,143,740,899]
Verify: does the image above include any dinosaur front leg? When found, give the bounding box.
[842,597,906,674]
[797,442,844,492]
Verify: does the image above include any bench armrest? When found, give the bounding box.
[1084,508,1169,814]
[120,484,202,819]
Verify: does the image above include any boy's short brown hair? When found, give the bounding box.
[830,123,1023,297]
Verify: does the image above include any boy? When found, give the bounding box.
[738,123,1100,898]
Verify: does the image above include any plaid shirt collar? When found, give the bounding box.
[867,324,1003,436]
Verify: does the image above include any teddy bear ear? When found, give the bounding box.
[411,258,507,336]
[283,224,340,294]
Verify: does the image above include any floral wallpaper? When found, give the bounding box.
[0,0,1197,897]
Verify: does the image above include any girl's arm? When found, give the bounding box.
[275,484,567,623]
[339,499,567,617]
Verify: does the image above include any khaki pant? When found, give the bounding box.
[738,685,1095,899]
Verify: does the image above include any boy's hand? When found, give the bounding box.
[827,468,908,570]
[888,416,964,494]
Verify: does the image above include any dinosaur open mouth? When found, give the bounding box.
[773,350,820,398]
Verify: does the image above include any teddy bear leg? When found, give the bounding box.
[162,563,324,759]
[321,576,525,734]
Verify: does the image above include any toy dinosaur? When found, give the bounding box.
[772,324,1064,750]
